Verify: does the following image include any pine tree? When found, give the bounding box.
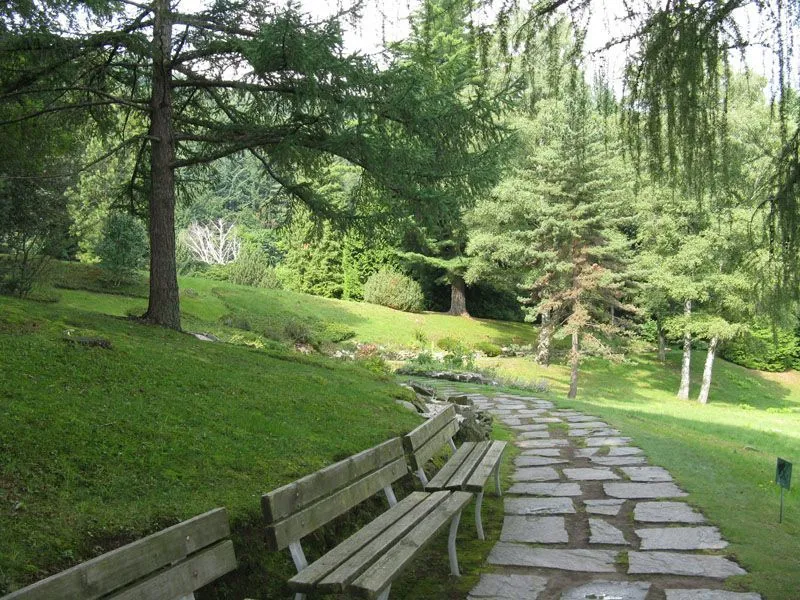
[468,86,633,398]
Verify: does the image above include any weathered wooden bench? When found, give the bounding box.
[2,507,237,600]
[262,437,472,600]
[403,404,506,540]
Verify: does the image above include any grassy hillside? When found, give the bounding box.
[480,352,800,599]
[0,295,424,595]
[47,261,537,348]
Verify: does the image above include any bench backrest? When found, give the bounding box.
[262,437,407,551]
[3,508,236,600]
[402,405,459,472]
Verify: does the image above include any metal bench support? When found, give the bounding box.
[289,541,308,600]
[448,510,463,576]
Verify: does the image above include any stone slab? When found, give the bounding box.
[633,502,705,523]
[621,466,673,482]
[604,482,687,499]
[501,515,569,543]
[585,499,626,516]
[518,431,551,440]
[513,423,549,432]
[561,581,651,600]
[565,415,602,422]
[508,482,582,496]
[512,466,560,482]
[505,497,575,515]
[608,446,644,456]
[628,551,746,578]
[664,590,762,600]
[587,436,632,447]
[571,421,609,429]
[637,526,727,550]
[502,418,522,426]
[515,455,568,467]
[517,439,569,449]
[468,574,549,599]
[589,519,627,545]
[576,447,600,457]
[531,417,563,423]
[488,544,618,572]
[522,448,563,457]
[591,456,647,466]
[563,467,620,481]
[570,428,620,437]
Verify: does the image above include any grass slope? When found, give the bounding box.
[481,352,800,599]
[48,261,537,348]
[0,296,422,595]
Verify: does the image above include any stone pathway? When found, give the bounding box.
[445,390,762,600]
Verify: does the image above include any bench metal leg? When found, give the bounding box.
[288,541,308,600]
[474,491,485,540]
[448,438,458,452]
[416,468,429,487]
[376,584,392,600]
[448,509,463,577]
[383,485,398,507]
[494,462,502,496]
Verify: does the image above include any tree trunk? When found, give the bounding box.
[447,275,469,316]
[697,335,720,404]
[535,310,552,366]
[677,299,692,400]
[657,318,666,363]
[568,331,579,399]
[143,0,181,330]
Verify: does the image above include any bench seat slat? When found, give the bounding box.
[3,508,231,600]
[465,441,506,492]
[351,491,473,599]
[441,441,491,490]
[110,541,237,600]
[266,457,408,550]
[317,491,450,593]
[287,491,429,592]
[263,438,404,523]
[424,442,475,490]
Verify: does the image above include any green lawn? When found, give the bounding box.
[0,296,422,596]
[46,261,537,349]
[480,351,800,599]
[3,262,799,598]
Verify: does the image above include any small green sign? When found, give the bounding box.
[776,458,792,490]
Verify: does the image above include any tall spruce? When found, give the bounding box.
[468,84,632,398]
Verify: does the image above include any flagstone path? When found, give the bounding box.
[441,388,763,600]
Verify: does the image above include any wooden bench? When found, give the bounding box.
[2,508,237,600]
[403,404,506,540]
[262,437,472,600]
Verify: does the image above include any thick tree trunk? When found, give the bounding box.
[657,319,667,363]
[697,335,720,405]
[144,0,181,330]
[535,310,552,366]
[568,331,579,399]
[447,275,469,316]
[677,299,692,400]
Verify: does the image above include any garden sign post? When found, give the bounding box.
[776,457,792,523]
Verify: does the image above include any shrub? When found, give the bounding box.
[321,322,356,343]
[283,318,315,345]
[437,337,462,352]
[362,269,424,312]
[474,341,502,357]
[224,246,281,288]
[720,326,800,372]
[94,212,148,285]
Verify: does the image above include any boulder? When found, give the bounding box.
[456,408,493,442]
[410,382,436,397]
[447,394,472,406]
